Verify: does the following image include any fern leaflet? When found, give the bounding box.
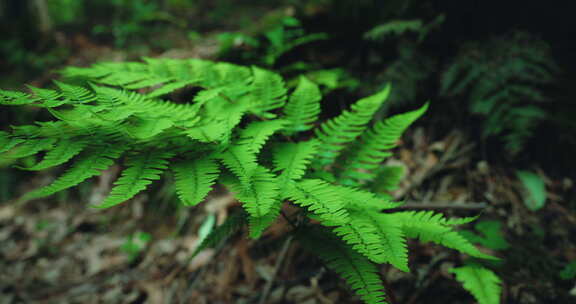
[283,75,321,133]
[24,144,127,199]
[340,102,428,185]
[95,150,173,208]
[172,157,219,206]
[297,227,389,304]
[314,85,391,166]
[450,264,502,304]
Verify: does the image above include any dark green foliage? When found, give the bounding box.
[0,58,498,304]
[441,31,559,153]
[450,263,502,304]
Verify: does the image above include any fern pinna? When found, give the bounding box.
[0,58,500,304]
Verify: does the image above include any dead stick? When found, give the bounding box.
[394,201,487,210]
[258,235,294,304]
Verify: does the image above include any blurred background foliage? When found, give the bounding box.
[2,0,575,167]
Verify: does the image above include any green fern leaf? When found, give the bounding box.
[0,138,55,160]
[217,146,258,185]
[0,89,36,105]
[172,157,219,206]
[94,150,173,208]
[285,179,349,225]
[333,210,407,268]
[355,212,409,271]
[247,199,283,239]
[54,81,96,104]
[450,264,502,304]
[122,117,174,139]
[273,139,319,194]
[233,166,279,220]
[395,211,495,259]
[297,227,389,304]
[371,166,405,195]
[21,139,88,171]
[314,85,391,166]
[236,119,286,154]
[249,67,287,114]
[283,76,321,133]
[340,102,428,185]
[24,144,127,199]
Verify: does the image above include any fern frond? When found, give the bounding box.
[0,89,37,106]
[357,212,409,271]
[236,119,286,154]
[122,117,174,140]
[297,227,389,304]
[285,179,349,225]
[217,146,258,185]
[233,166,279,219]
[283,76,321,133]
[248,67,287,115]
[172,157,219,206]
[337,185,402,211]
[54,81,96,104]
[340,102,428,185]
[191,210,246,259]
[273,139,319,193]
[247,199,283,239]
[395,211,495,259]
[21,139,88,171]
[371,165,405,196]
[26,85,66,107]
[314,85,391,166]
[94,150,173,209]
[450,264,502,304]
[364,20,423,41]
[187,102,246,144]
[0,138,55,160]
[24,144,127,199]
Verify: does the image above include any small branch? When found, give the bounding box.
[258,235,294,304]
[394,201,487,211]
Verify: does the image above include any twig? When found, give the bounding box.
[394,201,487,211]
[258,235,294,304]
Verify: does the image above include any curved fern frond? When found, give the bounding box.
[340,102,428,186]
[233,166,279,218]
[223,166,280,238]
[333,211,405,267]
[248,67,287,115]
[0,138,55,161]
[24,144,127,199]
[283,76,321,133]
[94,150,173,208]
[21,139,89,171]
[450,264,502,304]
[0,89,38,106]
[395,211,495,260]
[297,227,389,304]
[54,81,96,104]
[285,179,349,225]
[172,157,220,206]
[314,85,391,166]
[248,199,283,239]
[236,119,286,154]
[371,165,405,196]
[273,139,319,194]
[217,146,258,185]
